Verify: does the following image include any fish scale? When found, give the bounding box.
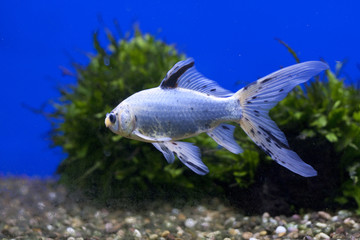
[125,87,236,140]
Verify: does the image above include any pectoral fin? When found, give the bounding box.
[152,141,209,175]
[207,124,243,154]
[133,129,172,142]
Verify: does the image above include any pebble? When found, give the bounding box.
[149,233,158,239]
[344,217,356,226]
[178,213,186,221]
[224,217,236,227]
[228,228,240,236]
[161,230,170,237]
[315,232,330,239]
[176,226,184,236]
[116,229,125,238]
[133,229,141,238]
[287,231,299,238]
[197,205,206,212]
[66,227,76,236]
[172,208,180,215]
[207,230,221,238]
[275,225,286,235]
[315,222,327,228]
[125,216,137,225]
[242,231,253,239]
[318,211,331,220]
[338,210,352,218]
[259,230,267,235]
[184,218,197,228]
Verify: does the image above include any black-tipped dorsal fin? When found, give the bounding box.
[160,58,233,97]
[161,59,195,89]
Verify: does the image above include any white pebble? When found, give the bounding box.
[149,234,158,239]
[305,220,312,226]
[37,202,45,210]
[185,218,197,228]
[125,216,137,225]
[204,215,213,222]
[176,226,184,236]
[275,225,286,234]
[66,227,76,236]
[201,221,210,229]
[315,222,327,228]
[116,229,125,237]
[197,205,206,212]
[133,229,141,238]
[48,191,57,200]
[105,222,113,232]
[224,217,236,226]
[171,208,180,215]
[315,232,330,239]
[318,211,331,220]
[344,217,355,226]
[338,209,351,217]
[353,223,360,230]
[269,217,278,225]
[287,223,298,232]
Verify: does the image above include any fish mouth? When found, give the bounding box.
[105,113,112,127]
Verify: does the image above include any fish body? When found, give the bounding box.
[115,87,241,141]
[105,58,328,176]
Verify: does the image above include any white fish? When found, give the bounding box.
[105,58,328,177]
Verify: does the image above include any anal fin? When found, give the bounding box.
[152,141,209,175]
[207,124,243,154]
[152,142,175,164]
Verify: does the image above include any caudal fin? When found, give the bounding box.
[235,61,328,177]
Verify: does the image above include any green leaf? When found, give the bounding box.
[111,135,123,142]
[325,132,338,142]
[353,111,360,122]
[311,115,327,128]
[301,129,316,138]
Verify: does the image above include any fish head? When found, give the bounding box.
[105,104,135,137]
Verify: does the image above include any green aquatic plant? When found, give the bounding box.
[51,27,360,213]
[50,28,261,202]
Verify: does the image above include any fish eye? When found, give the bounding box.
[109,113,116,123]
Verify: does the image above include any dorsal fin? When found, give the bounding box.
[160,58,233,97]
[161,59,194,89]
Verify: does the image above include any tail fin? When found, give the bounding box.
[235,61,329,177]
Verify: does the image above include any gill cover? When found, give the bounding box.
[118,105,135,136]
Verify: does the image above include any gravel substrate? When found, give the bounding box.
[1,177,360,240]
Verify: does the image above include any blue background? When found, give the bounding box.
[1,0,359,176]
